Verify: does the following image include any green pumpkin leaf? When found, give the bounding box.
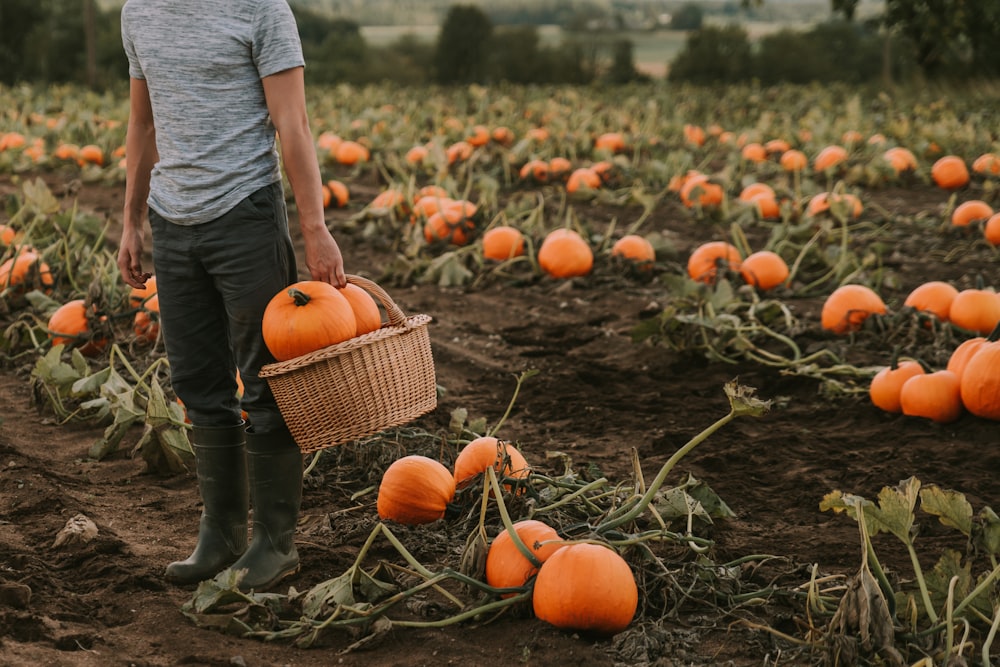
[866,477,920,542]
[975,506,1000,558]
[920,485,973,536]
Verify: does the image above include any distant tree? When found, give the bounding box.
[297,15,370,85]
[490,25,544,84]
[670,4,704,31]
[0,0,45,84]
[605,39,642,84]
[832,0,1000,77]
[433,5,493,84]
[668,25,752,84]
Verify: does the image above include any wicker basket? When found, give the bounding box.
[259,275,436,454]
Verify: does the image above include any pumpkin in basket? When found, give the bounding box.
[338,283,382,336]
[262,280,357,361]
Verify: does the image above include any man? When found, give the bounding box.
[117,0,346,591]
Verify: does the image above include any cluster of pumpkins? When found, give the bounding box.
[375,436,639,636]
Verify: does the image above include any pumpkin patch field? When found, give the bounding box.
[3,81,1000,666]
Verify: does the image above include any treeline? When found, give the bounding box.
[1,1,995,91]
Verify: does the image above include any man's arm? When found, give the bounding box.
[262,66,346,288]
[118,77,158,289]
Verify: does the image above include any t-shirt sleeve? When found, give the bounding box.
[252,0,306,78]
[120,9,145,79]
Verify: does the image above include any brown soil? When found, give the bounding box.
[2,171,999,666]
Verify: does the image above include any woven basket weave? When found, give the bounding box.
[259,275,436,454]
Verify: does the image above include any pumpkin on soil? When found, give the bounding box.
[951,200,994,227]
[739,251,789,290]
[485,520,564,596]
[377,455,456,525]
[948,288,1000,335]
[0,250,54,294]
[900,370,963,424]
[610,234,655,269]
[482,226,525,261]
[333,140,369,166]
[453,436,530,490]
[538,229,593,279]
[323,180,349,208]
[883,147,918,174]
[869,359,925,413]
[519,159,550,183]
[423,204,476,245]
[903,281,958,323]
[931,155,970,190]
[128,275,157,307]
[133,294,160,343]
[338,283,382,336]
[687,241,742,284]
[821,284,887,334]
[679,174,724,208]
[959,339,1000,420]
[565,168,601,194]
[780,149,808,172]
[0,224,16,246]
[532,543,638,635]
[986,213,1000,246]
[813,145,848,172]
[48,299,107,357]
[261,280,357,362]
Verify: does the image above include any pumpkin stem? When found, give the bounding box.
[988,320,1000,342]
[888,345,901,370]
[288,287,311,306]
[915,358,934,374]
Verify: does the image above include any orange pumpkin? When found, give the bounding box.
[485,520,563,595]
[813,145,848,172]
[883,147,917,173]
[610,234,655,269]
[594,132,626,153]
[679,174,724,208]
[48,299,107,357]
[739,251,789,290]
[869,359,925,413]
[519,159,550,183]
[128,275,157,307]
[805,192,863,219]
[423,204,476,245]
[900,370,963,424]
[377,455,456,525]
[133,293,160,343]
[0,224,15,246]
[338,283,382,336]
[972,152,1000,176]
[261,281,357,361]
[931,155,969,190]
[903,281,958,323]
[548,157,573,180]
[565,168,601,194]
[687,241,742,284]
[951,200,994,227]
[959,339,1000,420]
[79,144,104,166]
[0,250,54,294]
[737,183,775,203]
[986,213,1000,246]
[482,226,525,261]
[948,288,1000,335]
[538,229,593,279]
[333,140,369,166]
[779,149,808,172]
[821,284,886,334]
[324,180,349,208]
[404,144,429,166]
[532,543,638,635]
[740,142,767,163]
[453,436,530,490]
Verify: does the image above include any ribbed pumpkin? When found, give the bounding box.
[532,543,638,635]
[485,520,564,596]
[687,241,742,284]
[821,284,886,334]
[869,359,925,413]
[900,370,963,424]
[48,299,107,357]
[959,339,1000,420]
[453,436,530,490]
[338,283,382,336]
[739,251,789,290]
[538,229,593,279]
[482,225,525,261]
[377,455,456,525]
[262,281,357,362]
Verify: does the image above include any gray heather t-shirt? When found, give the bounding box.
[121,0,305,225]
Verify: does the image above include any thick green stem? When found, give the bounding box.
[907,541,939,624]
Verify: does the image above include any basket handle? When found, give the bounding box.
[347,274,409,327]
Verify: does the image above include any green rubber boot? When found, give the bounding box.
[165,424,248,585]
[230,428,303,592]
